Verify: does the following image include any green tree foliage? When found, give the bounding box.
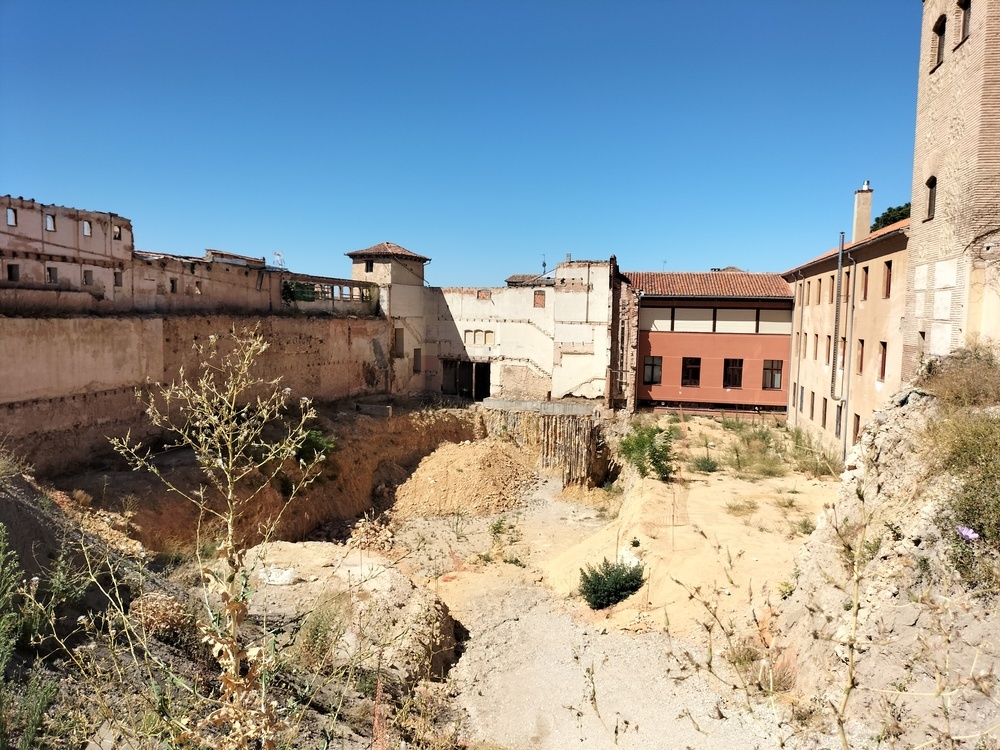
[579,558,645,610]
[871,203,911,231]
[619,425,676,481]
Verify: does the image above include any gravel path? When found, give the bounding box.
[445,572,788,750]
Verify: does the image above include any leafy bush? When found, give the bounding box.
[296,429,335,464]
[579,557,645,610]
[690,455,719,473]
[619,425,676,481]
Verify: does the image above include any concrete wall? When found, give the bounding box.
[904,0,1000,376]
[0,315,393,475]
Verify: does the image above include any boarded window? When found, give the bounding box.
[758,309,792,334]
[533,290,546,308]
[114,271,123,287]
[484,331,495,345]
[413,348,422,374]
[715,309,755,334]
[394,328,405,358]
[477,289,492,301]
[673,308,713,333]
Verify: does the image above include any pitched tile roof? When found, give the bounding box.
[624,271,792,299]
[345,242,430,263]
[785,218,909,275]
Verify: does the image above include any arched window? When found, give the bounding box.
[958,0,971,42]
[926,176,937,220]
[932,15,947,69]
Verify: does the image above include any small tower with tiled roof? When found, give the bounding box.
[346,242,430,287]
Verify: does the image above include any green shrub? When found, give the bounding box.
[296,429,335,463]
[579,557,645,610]
[691,455,719,473]
[619,425,676,481]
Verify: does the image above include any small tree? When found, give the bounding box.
[619,425,676,482]
[101,326,328,748]
[871,202,911,231]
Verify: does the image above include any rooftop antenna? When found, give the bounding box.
[273,251,286,269]
[662,260,667,271]
[542,254,547,275]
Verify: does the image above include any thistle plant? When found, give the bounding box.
[102,326,329,748]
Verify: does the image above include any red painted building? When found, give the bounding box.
[627,271,793,412]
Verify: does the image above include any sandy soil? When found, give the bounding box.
[380,416,851,748]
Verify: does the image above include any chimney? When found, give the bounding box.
[852,180,873,243]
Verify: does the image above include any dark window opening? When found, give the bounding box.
[83,270,94,286]
[857,339,865,374]
[413,348,422,374]
[723,358,743,388]
[926,176,937,220]
[643,356,662,385]
[114,271,123,287]
[826,336,832,364]
[46,267,58,284]
[809,391,815,421]
[169,278,178,293]
[762,360,783,390]
[878,341,887,381]
[821,397,828,428]
[681,357,701,387]
[883,260,893,297]
[835,404,843,438]
[959,0,971,41]
[861,266,869,300]
[6,264,19,282]
[364,260,374,273]
[852,414,862,445]
[933,15,947,68]
[394,328,405,358]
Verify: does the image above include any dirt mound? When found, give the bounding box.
[392,439,536,517]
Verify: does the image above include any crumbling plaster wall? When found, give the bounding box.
[0,314,393,475]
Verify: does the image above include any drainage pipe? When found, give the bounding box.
[792,270,806,428]
[840,251,859,461]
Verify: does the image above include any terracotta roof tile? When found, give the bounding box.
[624,271,792,299]
[785,219,909,275]
[345,242,430,263]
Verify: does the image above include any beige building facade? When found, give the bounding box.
[903,0,1000,376]
[785,186,909,456]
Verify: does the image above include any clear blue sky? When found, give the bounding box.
[1,2,921,287]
